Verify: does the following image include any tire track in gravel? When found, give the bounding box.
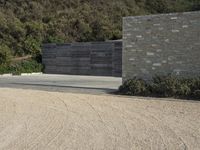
[0,88,200,150]
[73,96,167,149]
[63,94,199,150]
[109,101,196,150]
[108,102,188,149]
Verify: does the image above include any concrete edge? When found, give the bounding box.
[0,72,43,76]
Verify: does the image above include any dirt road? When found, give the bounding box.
[0,88,200,150]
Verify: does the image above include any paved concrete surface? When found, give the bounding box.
[0,88,200,150]
[0,74,122,94]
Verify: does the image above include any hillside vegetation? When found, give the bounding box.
[0,0,199,65]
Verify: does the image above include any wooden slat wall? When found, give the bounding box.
[42,41,122,77]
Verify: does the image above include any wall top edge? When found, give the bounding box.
[42,40,122,47]
[123,10,200,20]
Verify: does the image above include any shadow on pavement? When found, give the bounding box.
[0,83,118,95]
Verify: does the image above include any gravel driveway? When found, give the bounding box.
[0,88,200,150]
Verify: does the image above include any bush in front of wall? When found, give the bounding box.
[118,75,200,100]
[119,78,148,96]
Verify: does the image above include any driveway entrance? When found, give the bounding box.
[0,74,122,94]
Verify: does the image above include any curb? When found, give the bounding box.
[0,72,43,77]
[21,72,43,76]
[0,74,12,77]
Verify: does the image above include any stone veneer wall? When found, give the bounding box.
[123,11,200,81]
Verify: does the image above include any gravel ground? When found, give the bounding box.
[0,88,200,150]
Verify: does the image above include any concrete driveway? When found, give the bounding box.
[0,88,200,150]
[0,74,122,94]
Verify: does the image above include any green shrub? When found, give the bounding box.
[118,75,200,100]
[0,59,43,75]
[193,90,200,99]
[176,83,191,97]
[0,44,12,65]
[119,78,147,96]
[149,75,192,97]
[145,0,170,13]
[23,36,41,56]
[150,75,178,97]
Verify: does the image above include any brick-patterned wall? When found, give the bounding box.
[123,11,200,81]
[42,41,122,77]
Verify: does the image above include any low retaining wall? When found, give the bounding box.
[42,41,122,77]
[123,11,200,81]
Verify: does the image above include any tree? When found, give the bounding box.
[0,0,199,59]
[0,44,12,65]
